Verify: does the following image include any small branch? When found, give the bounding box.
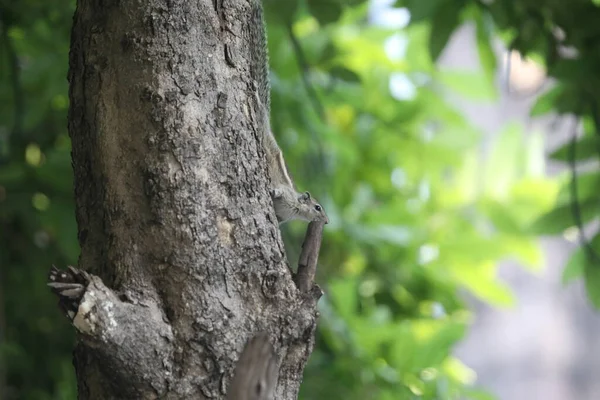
[294,221,326,293]
[588,95,600,138]
[286,23,325,121]
[567,119,600,263]
[285,20,330,183]
[227,333,279,400]
[584,93,600,160]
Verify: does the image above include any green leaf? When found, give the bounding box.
[404,0,444,23]
[585,262,600,308]
[438,70,497,101]
[330,66,361,83]
[35,147,74,194]
[450,261,516,307]
[484,122,523,197]
[416,321,466,367]
[549,135,600,163]
[555,171,600,206]
[328,278,358,320]
[308,0,343,25]
[562,248,586,285]
[566,234,600,287]
[316,41,339,65]
[429,0,461,61]
[465,388,498,400]
[528,200,598,235]
[0,163,26,183]
[265,0,299,22]
[531,82,581,116]
[530,86,563,117]
[549,58,590,83]
[474,11,497,82]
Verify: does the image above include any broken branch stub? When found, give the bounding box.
[227,333,279,400]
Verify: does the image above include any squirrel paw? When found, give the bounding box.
[48,265,91,320]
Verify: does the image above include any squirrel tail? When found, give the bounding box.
[248,0,270,113]
[248,1,294,188]
[248,1,279,157]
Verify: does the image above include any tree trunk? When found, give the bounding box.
[65,0,320,398]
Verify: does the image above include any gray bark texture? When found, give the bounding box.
[65,0,321,398]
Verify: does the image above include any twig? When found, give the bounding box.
[285,22,328,178]
[285,23,325,121]
[585,93,600,159]
[567,118,600,263]
[294,221,326,293]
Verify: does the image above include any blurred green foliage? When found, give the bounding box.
[2,0,599,399]
[1,0,78,399]
[266,1,554,399]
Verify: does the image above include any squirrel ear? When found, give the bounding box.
[298,192,311,202]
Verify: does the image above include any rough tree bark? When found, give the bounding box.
[61,0,323,398]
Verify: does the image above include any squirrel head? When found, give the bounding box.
[297,192,329,224]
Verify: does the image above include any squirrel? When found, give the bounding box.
[249,1,329,225]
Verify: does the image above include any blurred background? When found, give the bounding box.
[2,0,600,399]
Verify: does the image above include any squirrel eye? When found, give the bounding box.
[315,204,322,212]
